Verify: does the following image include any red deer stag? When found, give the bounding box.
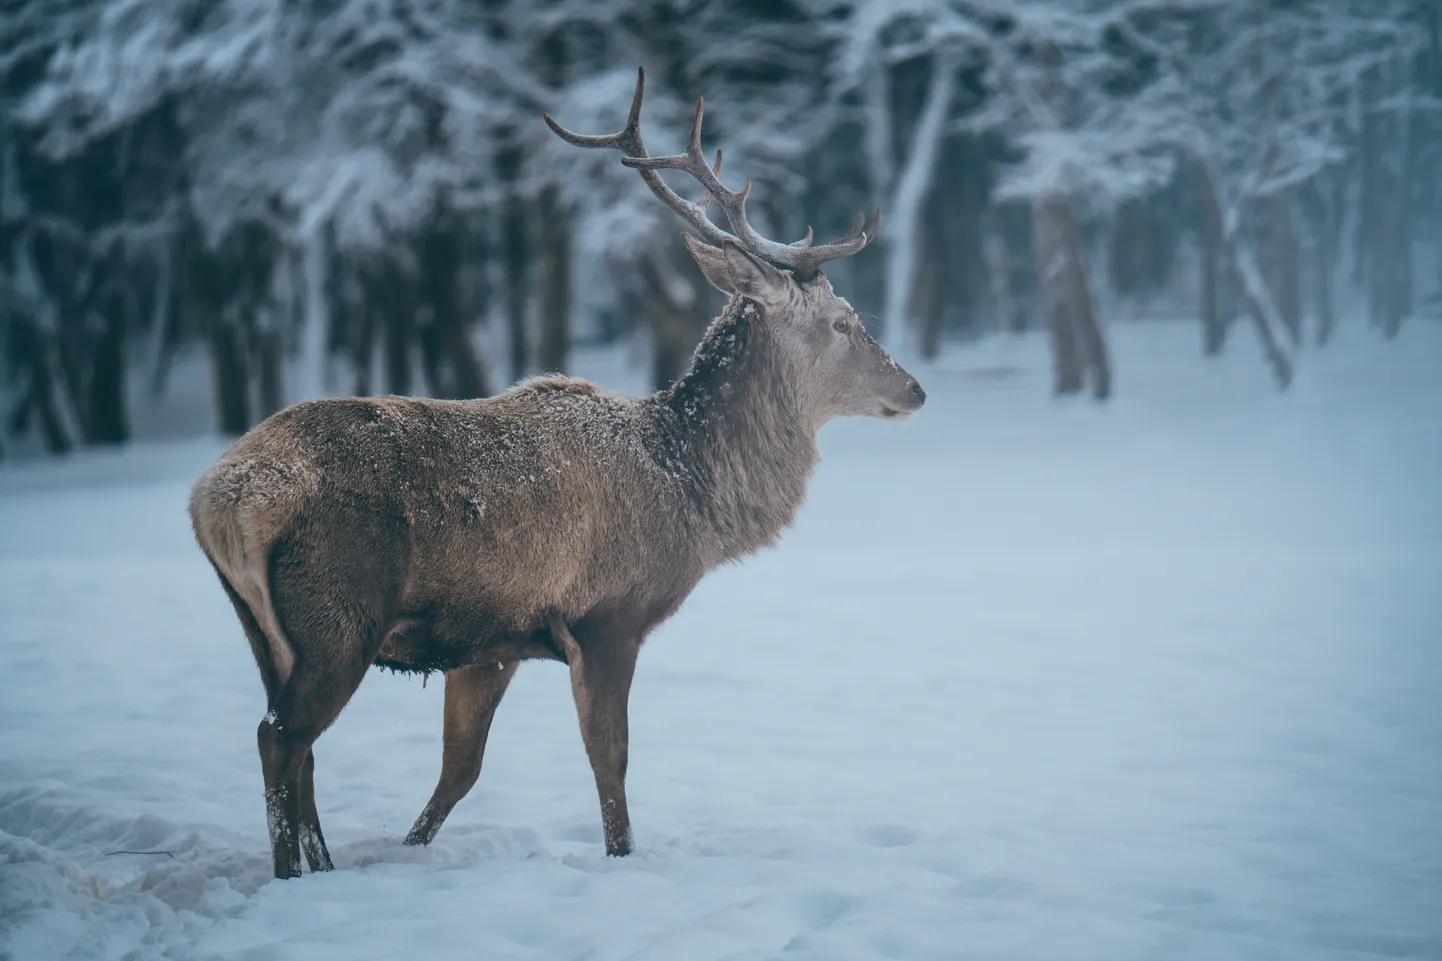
[189,67,926,880]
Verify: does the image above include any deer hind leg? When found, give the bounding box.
[404,660,519,846]
[210,566,336,876]
[553,615,640,857]
[297,749,332,872]
[259,520,401,879]
[256,645,374,879]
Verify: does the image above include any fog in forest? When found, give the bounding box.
[1,1,1436,455]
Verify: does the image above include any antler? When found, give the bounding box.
[544,67,881,280]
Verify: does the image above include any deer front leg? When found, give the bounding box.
[405,660,520,846]
[551,615,639,857]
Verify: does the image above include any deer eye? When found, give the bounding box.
[832,319,849,333]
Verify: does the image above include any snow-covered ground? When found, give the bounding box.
[2,322,1440,961]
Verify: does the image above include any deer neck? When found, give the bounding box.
[650,296,819,559]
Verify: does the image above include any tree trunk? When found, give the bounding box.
[650,319,691,392]
[536,185,571,373]
[1359,66,1385,322]
[642,260,689,392]
[1309,177,1338,347]
[534,34,571,375]
[419,311,492,400]
[418,212,490,399]
[1061,207,1111,400]
[637,242,710,391]
[1197,162,1293,389]
[209,314,252,435]
[497,143,529,384]
[33,376,73,454]
[352,306,375,396]
[1383,53,1416,340]
[55,300,93,442]
[1433,0,1442,313]
[344,261,377,397]
[880,51,957,357]
[255,326,285,420]
[1252,14,1302,348]
[445,321,493,399]
[1032,195,1085,395]
[86,301,129,445]
[1023,41,1109,399]
[1032,195,1108,399]
[1200,192,1226,356]
[990,204,1032,334]
[916,225,945,360]
[983,230,1011,335]
[1259,189,1301,346]
[36,383,71,453]
[19,332,75,455]
[383,300,412,395]
[380,258,421,395]
[149,237,180,396]
[1426,1,1441,231]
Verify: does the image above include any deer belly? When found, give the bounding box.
[373,613,562,675]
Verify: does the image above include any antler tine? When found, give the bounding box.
[697,149,723,214]
[813,207,883,253]
[553,67,882,279]
[625,97,805,269]
[626,109,880,276]
[774,207,883,276]
[691,121,809,247]
[832,212,867,247]
[760,206,881,276]
[543,67,737,250]
[542,67,645,154]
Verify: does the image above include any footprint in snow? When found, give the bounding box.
[793,890,859,930]
[859,825,917,848]
[555,822,601,844]
[950,873,1035,901]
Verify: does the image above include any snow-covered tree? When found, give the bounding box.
[2,0,1435,455]
[1097,0,1422,383]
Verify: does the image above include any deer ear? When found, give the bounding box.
[681,233,735,295]
[720,240,789,310]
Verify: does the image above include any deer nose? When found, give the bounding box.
[907,380,927,406]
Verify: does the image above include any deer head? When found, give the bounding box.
[545,68,926,425]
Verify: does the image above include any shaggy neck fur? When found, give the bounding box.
[643,296,819,559]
